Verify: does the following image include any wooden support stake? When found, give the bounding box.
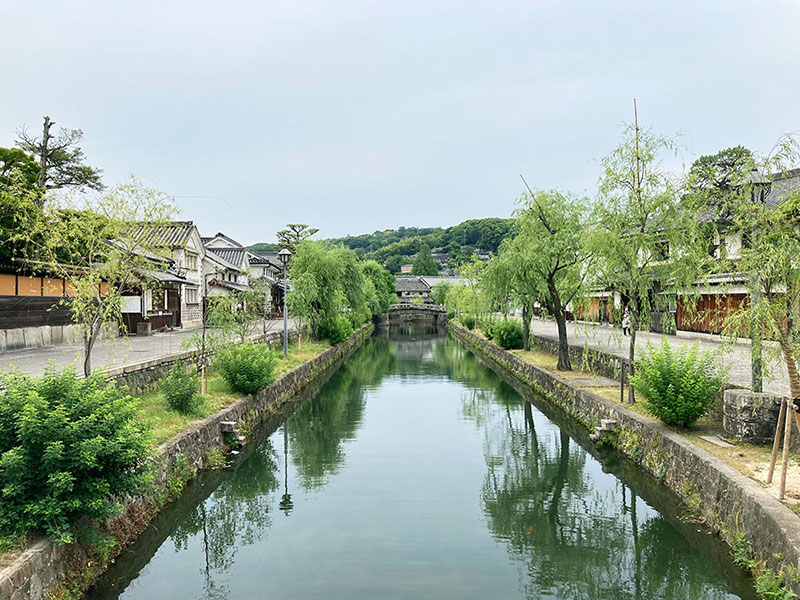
[620,362,626,404]
[780,398,794,500]
[767,398,787,484]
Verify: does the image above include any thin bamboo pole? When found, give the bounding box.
[767,398,788,484]
[780,398,794,500]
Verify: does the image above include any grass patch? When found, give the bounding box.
[133,339,330,446]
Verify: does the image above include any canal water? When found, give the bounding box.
[88,326,756,599]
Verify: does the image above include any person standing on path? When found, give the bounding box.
[621,308,630,336]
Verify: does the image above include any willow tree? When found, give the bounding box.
[516,187,592,370]
[587,106,691,402]
[687,137,800,400]
[482,234,539,351]
[24,176,175,375]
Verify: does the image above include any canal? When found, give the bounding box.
[88,326,756,599]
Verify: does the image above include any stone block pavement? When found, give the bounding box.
[0,319,294,377]
[528,319,790,397]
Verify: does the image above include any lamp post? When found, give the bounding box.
[278,248,292,357]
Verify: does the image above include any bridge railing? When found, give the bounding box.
[389,303,447,313]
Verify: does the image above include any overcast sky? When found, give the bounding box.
[2,1,799,244]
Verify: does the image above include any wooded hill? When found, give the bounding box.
[248,217,516,272]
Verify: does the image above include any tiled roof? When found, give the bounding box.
[127,221,196,249]
[765,169,800,209]
[395,277,431,292]
[204,249,241,272]
[205,247,247,269]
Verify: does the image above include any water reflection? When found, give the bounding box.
[87,326,754,600]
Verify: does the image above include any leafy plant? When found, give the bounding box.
[0,367,150,543]
[730,530,754,571]
[460,314,476,330]
[493,319,524,349]
[629,340,727,427]
[318,315,354,344]
[215,342,278,394]
[159,361,201,414]
[755,569,797,600]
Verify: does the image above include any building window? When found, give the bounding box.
[185,252,198,271]
[185,287,199,304]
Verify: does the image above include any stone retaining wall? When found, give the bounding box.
[0,324,373,600]
[450,321,800,595]
[101,329,298,395]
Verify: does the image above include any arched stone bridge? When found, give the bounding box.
[380,303,448,325]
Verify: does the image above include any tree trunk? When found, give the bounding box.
[83,321,101,377]
[628,300,638,405]
[553,305,571,371]
[778,325,800,403]
[547,278,572,371]
[522,303,531,351]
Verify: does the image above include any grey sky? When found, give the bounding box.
[2,1,799,244]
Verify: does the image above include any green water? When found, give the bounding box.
[87,326,756,599]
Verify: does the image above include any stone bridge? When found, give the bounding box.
[380,303,448,325]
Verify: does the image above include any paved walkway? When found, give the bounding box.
[528,319,790,396]
[0,319,293,377]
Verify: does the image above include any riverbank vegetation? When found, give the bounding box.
[0,336,331,553]
[286,241,395,343]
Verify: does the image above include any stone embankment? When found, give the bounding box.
[449,321,800,595]
[0,324,373,600]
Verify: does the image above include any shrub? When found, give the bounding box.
[478,318,495,339]
[493,320,524,349]
[318,315,354,344]
[0,367,150,543]
[460,314,476,330]
[159,361,201,414]
[629,340,727,427]
[446,308,456,320]
[215,342,278,394]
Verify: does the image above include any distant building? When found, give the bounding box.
[395,277,432,303]
[400,264,414,275]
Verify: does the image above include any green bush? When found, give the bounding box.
[159,361,201,414]
[478,318,495,339]
[493,320,524,349]
[215,342,278,394]
[318,315,354,344]
[446,308,456,320]
[460,314,476,330]
[0,367,150,543]
[629,340,727,427]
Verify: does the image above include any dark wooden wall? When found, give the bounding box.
[0,296,73,329]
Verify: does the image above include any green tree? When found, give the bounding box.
[431,281,452,306]
[460,254,484,319]
[514,187,592,370]
[411,242,439,276]
[482,234,541,351]
[686,136,800,400]
[0,171,42,262]
[586,108,691,402]
[362,260,396,314]
[23,176,176,375]
[277,223,319,252]
[16,116,103,203]
[0,147,40,191]
[384,254,405,274]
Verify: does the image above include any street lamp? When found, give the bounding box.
[278,248,292,357]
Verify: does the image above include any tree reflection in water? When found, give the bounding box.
[473,392,740,600]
